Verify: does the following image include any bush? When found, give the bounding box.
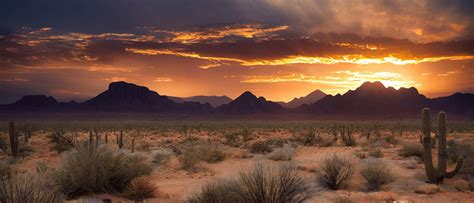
[0,163,62,203]
[250,141,272,154]
[55,144,152,198]
[447,139,474,177]
[152,149,173,166]
[123,176,156,200]
[180,143,225,171]
[368,148,383,158]
[361,161,396,191]
[354,152,368,159]
[224,133,240,147]
[318,154,357,190]
[189,164,312,203]
[267,145,294,161]
[399,141,423,158]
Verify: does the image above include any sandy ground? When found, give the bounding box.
[1,129,473,203]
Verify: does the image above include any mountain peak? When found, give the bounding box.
[16,95,58,105]
[235,91,258,101]
[108,81,151,91]
[358,81,386,90]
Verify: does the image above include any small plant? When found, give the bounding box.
[123,176,156,201]
[354,151,368,159]
[340,126,356,146]
[224,132,240,147]
[153,149,173,165]
[180,143,225,171]
[267,145,294,161]
[55,143,152,198]
[189,164,312,203]
[318,154,357,190]
[399,141,423,158]
[361,160,396,191]
[369,148,383,158]
[48,130,75,153]
[250,141,272,154]
[0,162,62,202]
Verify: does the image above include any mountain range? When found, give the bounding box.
[1,81,473,118]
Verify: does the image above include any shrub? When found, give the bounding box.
[123,176,156,201]
[318,154,357,190]
[354,152,368,159]
[267,145,294,161]
[55,144,152,198]
[250,141,272,154]
[188,179,241,203]
[189,164,312,203]
[224,132,240,147]
[447,139,474,177]
[368,148,383,158]
[361,161,396,191]
[180,144,225,171]
[152,149,173,166]
[399,141,423,158]
[341,130,357,146]
[0,163,62,203]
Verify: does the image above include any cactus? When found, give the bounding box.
[131,137,135,153]
[422,108,463,184]
[9,121,18,157]
[117,130,124,149]
[104,132,108,144]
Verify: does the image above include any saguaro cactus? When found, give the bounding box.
[9,121,18,157]
[422,108,463,184]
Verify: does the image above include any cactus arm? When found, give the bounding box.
[422,108,436,183]
[446,158,463,178]
[437,112,447,183]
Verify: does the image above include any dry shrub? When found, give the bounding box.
[189,164,312,203]
[123,176,156,200]
[250,141,272,154]
[55,144,152,198]
[152,148,173,166]
[368,148,383,158]
[354,151,368,159]
[399,141,423,158]
[361,160,396,191]
[180,143,225,171]
[267,145,294,161]
[318,154,357,190]
[0,162,62,203]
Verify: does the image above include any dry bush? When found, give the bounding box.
[180,143,225,171]
[152,148,173,166]
[267,145,294,161]
[123,176,156,201]
[55,143,152,198]
[250,141,272,154]
[189,164,312,203]
[399,141,423,158]
[318,154,357,190]
[361,160,396,191]
[368,148,383,158]
[354,151,368,159]
[448,139,474,177]
[0,162,62,203]
[224,132,240,147]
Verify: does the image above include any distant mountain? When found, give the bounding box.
[304,81,428,116]
[284,90,327,108]
[1,81,473,118]
[218,91,282,113]
[0,95,58,111]
[81,81,211,112]
[168,95,232,107]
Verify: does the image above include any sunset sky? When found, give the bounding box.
[1,0,473,104]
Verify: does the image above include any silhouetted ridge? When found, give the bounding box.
[81,81,211,112]
[284,89,326,108]
[168,95,232,107]
[218,91,282,113]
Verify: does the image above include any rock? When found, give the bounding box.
[453,179,470,191]
[414,184,440,194]
[401,160,418,169]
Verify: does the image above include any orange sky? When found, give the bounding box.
[1,1,473,103]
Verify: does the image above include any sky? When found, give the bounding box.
[1,0,473,104]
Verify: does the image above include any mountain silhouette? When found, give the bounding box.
[304,81,428,116]
[168,95,232,107]
[218,91,282,113]
[81,81,211,112]
[283,90,326,108]
[1,81,473,118]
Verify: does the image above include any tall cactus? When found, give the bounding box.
[9,121,18,157]
[422,108,463,184]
